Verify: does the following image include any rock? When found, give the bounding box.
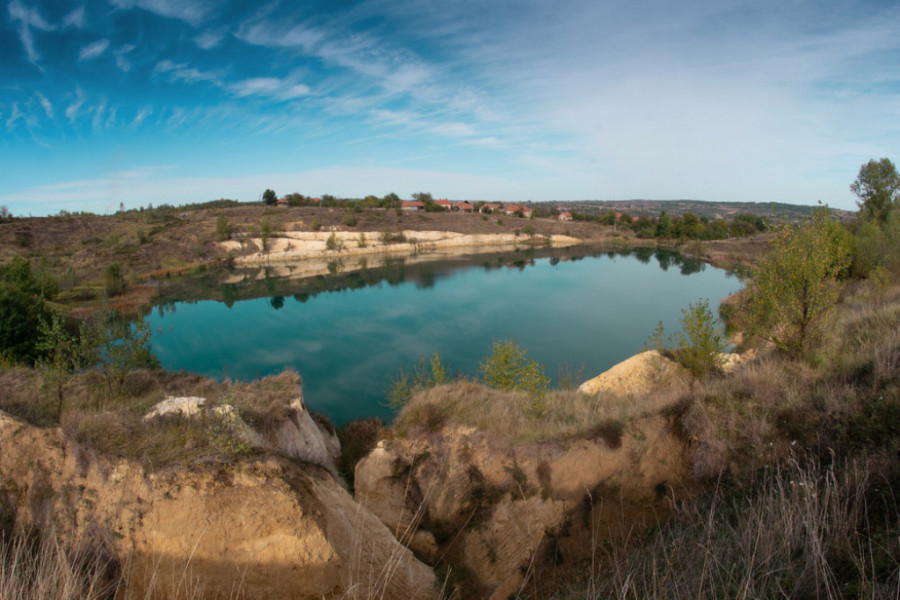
[142,396,208,419]
[0,411,439,600]
[355,416,691,599]
[578,350,688,397]
[143,395,340,477]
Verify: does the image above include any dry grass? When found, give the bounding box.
[395,379,684,443]
[577,458,900,600]
[0,531,118,600]
[0,367,318,470]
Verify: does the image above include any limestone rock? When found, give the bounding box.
[0,411,438,600]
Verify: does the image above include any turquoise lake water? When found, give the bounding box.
[146,248,741,425]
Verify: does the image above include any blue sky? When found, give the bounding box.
[1,0,898,216]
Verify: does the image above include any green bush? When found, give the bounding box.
[480,338,550,398]
[744,208,851,359]
[215,214,233,241]
[103,262,125,297]
[673,298,726,381]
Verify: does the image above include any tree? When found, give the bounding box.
[656,212,674,238]
[262,189,277,205]
[104,262,125,297]
[851,158,900,223]
[480,338,550,398]
[744,208,851,359]
[673,299,726,381]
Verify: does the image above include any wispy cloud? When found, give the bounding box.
[108,0,212,26]
[194,30,224,49]
[114,45,135,72]
[228,77,311,101]
[62,6,86,28]
[131,105,152,127]
[65,88,86,124]
[7,0,55,64]
[35,92,53,119]
[78,39,110,61]
[5,102,24,130]
[153,60,223,85]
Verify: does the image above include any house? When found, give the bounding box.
[505,205,532,218]
[276,197,288,206]
[401,201,425,211]
[435,199,453,211]
[456,201,475,213]
[480,203,502,214]
[557,211,572,222]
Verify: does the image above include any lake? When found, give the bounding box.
[146,246,742,425]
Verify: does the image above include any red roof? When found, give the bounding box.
[401,201,425,208]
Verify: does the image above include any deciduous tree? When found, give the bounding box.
[744,208,851,359]
[851,158,900,223]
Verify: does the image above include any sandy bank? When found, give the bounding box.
[222,231,584,267]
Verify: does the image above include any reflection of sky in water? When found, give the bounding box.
[148,252,740,425]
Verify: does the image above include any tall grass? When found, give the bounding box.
[0,531,117,600]
[395,379,683,443]
[580,458,900,599]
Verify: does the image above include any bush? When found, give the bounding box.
[342,209,358,227]
[103,262,125,297]
[744,208,851,359]
[325,232,342,251]
[215,214,233,241]
[480,338,550,398]
[673,298,726,381]
[311,217,321,231]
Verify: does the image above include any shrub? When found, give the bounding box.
[260,219,272,252]
[673,298,726,381]
[103,262,125,297]
[480,338,550,398]
[215,214,233,241]
[744,208,851,359]
[326,232,342,251]
[311,217,321,231]
[342,209,357,227]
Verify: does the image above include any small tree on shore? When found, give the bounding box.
[744,208,851,359]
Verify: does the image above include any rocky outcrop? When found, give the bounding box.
[0,411,438,600]
[355,416,691,600]
[143,395,341,478]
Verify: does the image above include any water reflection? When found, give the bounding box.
[156,245,706,310]
[147,244,740,425]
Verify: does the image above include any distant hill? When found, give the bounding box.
[543,200,855,222]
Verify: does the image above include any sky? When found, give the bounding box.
[1,0,899,216]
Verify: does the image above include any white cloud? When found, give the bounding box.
[115,44,135,72]
[8,0,55,64]
[131,106,152,127]
[5,102,24,130]
[78,39,110,61]
[65,88,86,123]
[108,0,212,26]
[229,78,311,101]
[62,6,86,28]
[194,31,224,49]
[153,60,223,85]
[35,92,53,119]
